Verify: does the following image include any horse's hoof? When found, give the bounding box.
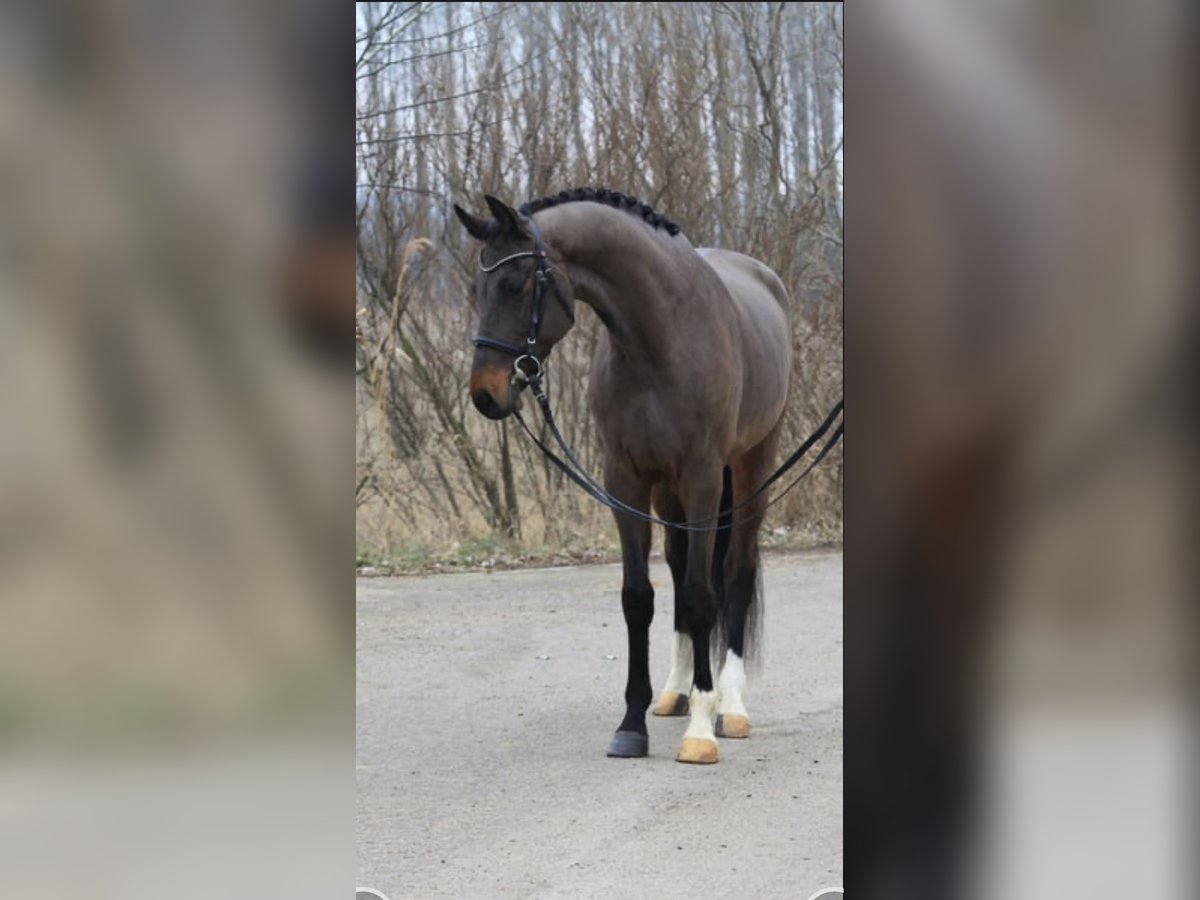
[652,692,689,717]
[606,731,649,758]
[715,714,750,739]
[675,737,719,764]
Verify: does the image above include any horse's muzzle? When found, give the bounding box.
[472,388,509,420]
[469,367,517,420]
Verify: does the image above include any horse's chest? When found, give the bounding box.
[589,390,683,475]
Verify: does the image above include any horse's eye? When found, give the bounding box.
[502,277,525,297]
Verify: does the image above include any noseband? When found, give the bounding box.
[472,218,574,382]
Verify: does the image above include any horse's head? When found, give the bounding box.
[453,195,575,420]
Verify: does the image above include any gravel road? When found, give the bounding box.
[357,550,842,899]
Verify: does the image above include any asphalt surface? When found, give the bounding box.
[357,550,842,899]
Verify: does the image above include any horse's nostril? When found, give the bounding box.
[472,389,506,420]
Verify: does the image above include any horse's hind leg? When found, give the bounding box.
[605,467,655,759]
[716,430,781,739]
[651,487,692,717]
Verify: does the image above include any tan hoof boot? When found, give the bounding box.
[653,692,690,717]
[676,737,719,764]
[715,714,750,739]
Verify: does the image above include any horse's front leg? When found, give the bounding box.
[652,491,693,719]
[605,468,654,759]
[676,462,725,765]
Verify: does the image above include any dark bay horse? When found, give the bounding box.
[453,188,791,764]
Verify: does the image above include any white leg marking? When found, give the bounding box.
[717,651,749,717]
[683,688,718,742]
[662,631,694,695]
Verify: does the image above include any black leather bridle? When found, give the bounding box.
[471,218,574,383]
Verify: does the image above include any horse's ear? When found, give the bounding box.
[453,203,491,241]
[484,195,521,235]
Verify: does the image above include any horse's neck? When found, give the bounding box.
[539,206,676,364]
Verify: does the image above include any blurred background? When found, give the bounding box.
[852,0,1194,898]
[355,2,844,573]
[0,0,348,898]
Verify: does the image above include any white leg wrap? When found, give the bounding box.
[716,651,749,717]
[683,689,718,742]
[662,631,694,695]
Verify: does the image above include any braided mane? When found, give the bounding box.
[519,187,683,237]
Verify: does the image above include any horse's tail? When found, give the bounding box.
[740,563,764,670]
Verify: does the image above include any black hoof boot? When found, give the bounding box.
[606,730,649,758]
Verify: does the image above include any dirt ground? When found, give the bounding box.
[357,550,842,899]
